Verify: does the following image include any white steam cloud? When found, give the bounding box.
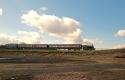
[21,10,82,44]
[82,38,103,45]
[0,31,42,45]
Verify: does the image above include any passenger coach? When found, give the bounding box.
[3,44,95,50]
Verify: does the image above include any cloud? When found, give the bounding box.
[0,33,18,44]
[115,29,125,37]
[114,29,125,49]
[82,38,103,45]
[0,31,42,45]
[21,10,82,44]
[82,39,95,45]
[17,31,42,44]
[0,8,2,16]
[113,44,125,49]
[40,7,47,11]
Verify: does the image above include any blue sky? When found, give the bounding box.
[0,0,125,49]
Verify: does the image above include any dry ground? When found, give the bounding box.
[0,49,124,80]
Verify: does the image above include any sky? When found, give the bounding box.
[0,0,125,49]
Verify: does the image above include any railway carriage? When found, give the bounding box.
[5,44,18,49]
[48,44,82,50]
[17,44,47,49]
[2,44,95,50]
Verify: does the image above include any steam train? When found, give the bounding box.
[0,44,95,50]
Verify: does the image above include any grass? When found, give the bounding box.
[0,49,124,80]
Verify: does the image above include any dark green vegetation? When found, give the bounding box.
[0,49,125,80]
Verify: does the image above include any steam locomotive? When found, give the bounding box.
[0,44,95,50]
